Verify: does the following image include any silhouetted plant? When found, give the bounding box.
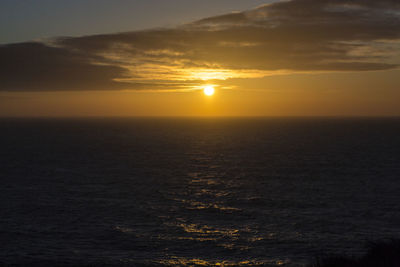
[309,239,400,267]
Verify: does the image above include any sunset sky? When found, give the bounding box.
[1,0,399,117]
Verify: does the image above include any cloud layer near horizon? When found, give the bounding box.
[1,0,399,91]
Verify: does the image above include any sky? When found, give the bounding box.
[0,0,399,117]
[0,0,271,44]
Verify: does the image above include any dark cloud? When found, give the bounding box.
[0,42,129,91]
[0,0,399,91]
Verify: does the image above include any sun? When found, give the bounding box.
[203,86,215,96]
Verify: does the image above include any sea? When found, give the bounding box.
[0,117,399,266]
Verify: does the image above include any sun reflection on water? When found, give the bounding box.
[155,257,290,266]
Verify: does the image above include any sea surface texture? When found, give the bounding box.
[1,118,399,266]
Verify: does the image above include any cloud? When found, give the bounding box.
[0,0,399,91]
[0,42,128,91]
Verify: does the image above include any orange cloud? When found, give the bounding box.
[0,0,399,91]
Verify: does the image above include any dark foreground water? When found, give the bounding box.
[0,118,399,266]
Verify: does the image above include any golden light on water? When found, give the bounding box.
[203,86,215,96]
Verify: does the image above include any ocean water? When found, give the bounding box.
[0,117,399,266]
